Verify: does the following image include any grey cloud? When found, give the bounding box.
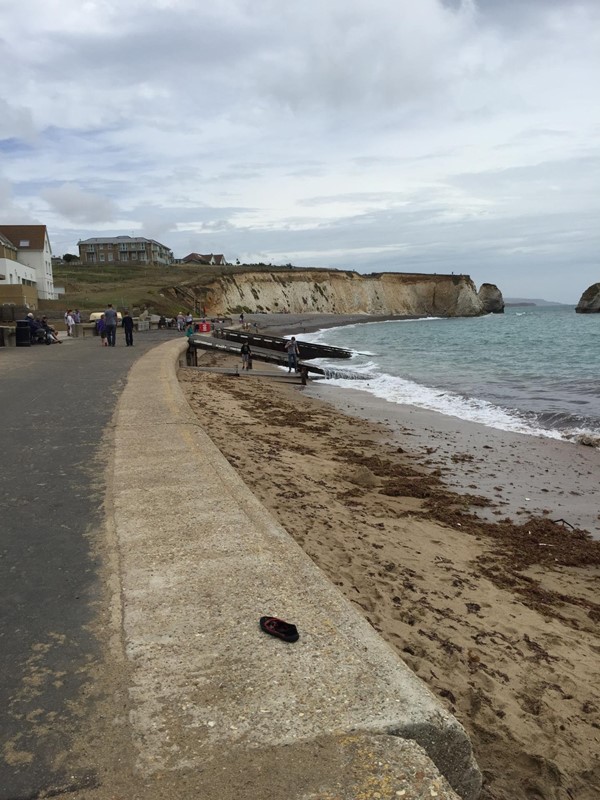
[0,178,38,221]
[299,192,408,207]
[0,99,36,140]
[4,0,599,305]
[41,184,117,223]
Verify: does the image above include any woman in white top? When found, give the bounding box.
[65,310,75,337]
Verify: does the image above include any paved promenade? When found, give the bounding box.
[0,332,481,799]
[0,330,175,799]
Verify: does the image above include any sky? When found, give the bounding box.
[1,0,599,302]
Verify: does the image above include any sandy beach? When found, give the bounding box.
[179,314,600,800]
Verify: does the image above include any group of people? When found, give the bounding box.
[176,312,194,332]
[26,313,61,344]
[95,304,134,347]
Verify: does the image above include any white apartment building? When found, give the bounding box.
[0,225,57,301]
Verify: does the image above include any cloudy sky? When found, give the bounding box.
[1,0,599,301]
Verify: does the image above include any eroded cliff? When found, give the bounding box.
[167,269,502,318]
[576,283,600,313]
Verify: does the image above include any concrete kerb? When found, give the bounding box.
[111,338,482,800]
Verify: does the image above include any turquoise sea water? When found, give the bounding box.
[302,306,600,444]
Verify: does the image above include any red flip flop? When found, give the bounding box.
[259,616,299,643]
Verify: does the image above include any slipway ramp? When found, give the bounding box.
[110,338,482,800]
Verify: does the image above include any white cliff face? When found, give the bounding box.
[197,271,489,317]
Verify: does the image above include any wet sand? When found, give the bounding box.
[303,385,600,539]
[179,316,600,800]
[249,311,600,537]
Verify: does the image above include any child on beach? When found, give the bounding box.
[96,314,108,346]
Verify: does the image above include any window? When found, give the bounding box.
[120,252,128,261]
[100,254,105,262]
[108,253,114,262]
[19,240,30,247]
[131,252,137,260]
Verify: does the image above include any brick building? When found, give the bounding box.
[78,236,173,265]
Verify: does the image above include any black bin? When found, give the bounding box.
[16,320,31,347]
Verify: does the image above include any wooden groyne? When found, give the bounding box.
[214,328,352,360]
[185,336,366,381]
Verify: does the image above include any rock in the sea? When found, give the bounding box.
[478,283,505,314]
[575,283,600,313]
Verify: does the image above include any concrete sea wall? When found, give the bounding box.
[110,338,482,798]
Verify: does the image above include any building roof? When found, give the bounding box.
[0,231,18,250]
[182,252,209,263]
[0,225,48,250]
[78,235,172,250]
[182,253,226,264]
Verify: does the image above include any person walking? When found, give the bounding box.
[240,341,252,370]
[104,303,118,347]
[96,314,108,345]
[121,311,134,346]
[284,336,300,372]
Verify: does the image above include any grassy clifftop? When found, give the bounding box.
[44,262,298,315]
[43,262,462,317]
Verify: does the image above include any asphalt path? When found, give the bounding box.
[0,328,179,800]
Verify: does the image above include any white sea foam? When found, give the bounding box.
[322,371,566,441]
[296,310,600,446]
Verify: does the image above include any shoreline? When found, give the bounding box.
[303,382,600,539]
[248,311,600,538]
[179,349,600,800]
[246,311,421,336]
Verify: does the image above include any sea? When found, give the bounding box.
[299,306,600,446]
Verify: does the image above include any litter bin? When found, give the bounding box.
[15,319,31,347]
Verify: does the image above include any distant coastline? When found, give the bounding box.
[504,297,570,307]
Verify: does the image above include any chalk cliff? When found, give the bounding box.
[168,270,503,318]
[478,283,505,314]
[575,283,600,313]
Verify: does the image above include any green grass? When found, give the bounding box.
[44,262,299,316]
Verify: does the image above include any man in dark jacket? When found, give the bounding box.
[121,311,134,346]
[26,313,44,343]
